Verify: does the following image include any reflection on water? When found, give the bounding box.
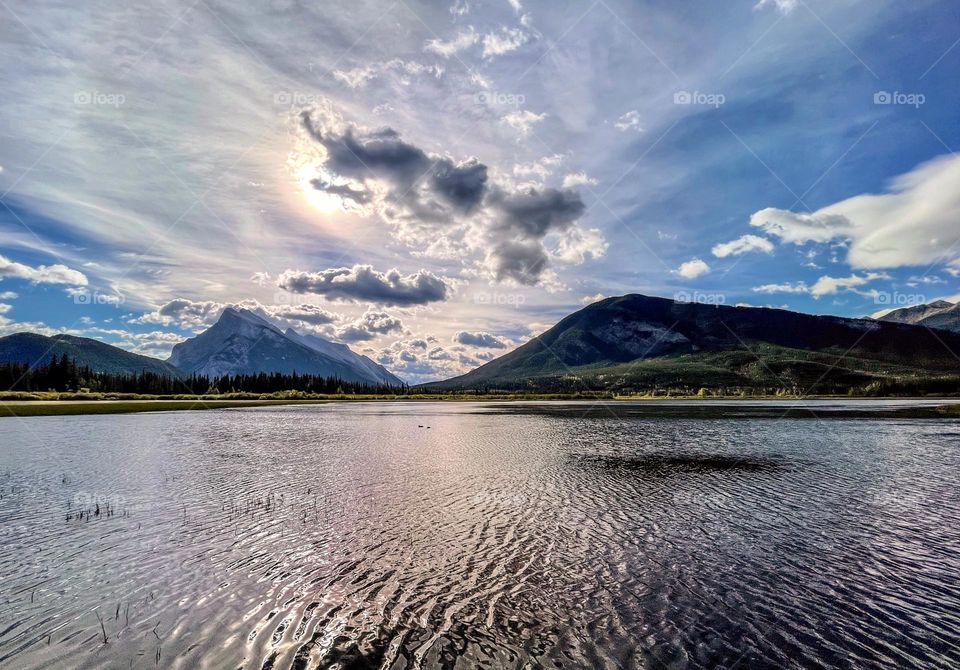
[0,401,959,669]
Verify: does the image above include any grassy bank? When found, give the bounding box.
[1,393,959,418]
[0,399,337,417]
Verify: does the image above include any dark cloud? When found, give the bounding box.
[278,264,450,306]
[309,179,371,205]
[299,109,598,286]
[488,186,585,238]
[430,159,488,213]
[488,240,549,285]
[453,331,508,348]
[303,113,486,214]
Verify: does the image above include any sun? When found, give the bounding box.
[296,165,344,214]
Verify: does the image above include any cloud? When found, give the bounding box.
[614,110,643,132]
[755,0,798,14]
[482,27,528,58]
[562,172,598,188]
[501,110,546,136]
[424,27,478,57]
[453,331,509,348]
[513,154,564,181]
[580,292,607,304]
[0,254,88,287]
[809,272,889,298]
[552,228,607,265]
[0,291,18,299]
[752,281,809,294]
[750,209,852,245]
[277,265,451,306]
[132,298,226,329]
[132,297,339,331]
[712,234,775,258]
[335,309,404,342]
[299,107,599,286]
[752,272,890,298]
[332,59,444,88]
[268,304,338,325]
[301,111,488,215]
[748,154,960,271]
[676,258,710,279]
[485,186,589,283]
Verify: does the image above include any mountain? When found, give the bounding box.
[877,300,960,332]
[168,307,403,385]
[423,294,960,393]
[0,332,180,377]
[283,328,402,386]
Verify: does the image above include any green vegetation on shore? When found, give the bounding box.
[1,390,959,418]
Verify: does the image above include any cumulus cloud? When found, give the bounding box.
[453,331,509,348]
[676,258,710,279]
[614,110,643,132]
[132,298,225,329]
[562,172,598,188]
[809,272,889,298]
[712,234,775,258]
[277,265,451,306]
[501,109,546,136]
[299,107,600,286]
[376,335,488,383]
[552,228,607,265]
[748,154,960,271]
[335,309,404,342]
[0,254,88,287]
[481,27,528,58]
[513,154,564,181]
[269,304,338,325]
[424,27,478,57]
[752,272,890,298]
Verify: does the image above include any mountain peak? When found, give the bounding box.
[169,310,403,385]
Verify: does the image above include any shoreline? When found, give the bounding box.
[1,396,959,418]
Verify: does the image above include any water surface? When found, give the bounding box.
[1,401,958,668]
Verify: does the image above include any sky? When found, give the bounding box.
[0,0,958,382]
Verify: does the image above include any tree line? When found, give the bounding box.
[0,354,406,395]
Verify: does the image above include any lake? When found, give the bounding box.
[1,401,959,669]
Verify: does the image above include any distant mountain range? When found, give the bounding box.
[168,307,402,385]
[877,299,960,332]
[0,307,403,386]
[423,295,960,393]
[0,332,181,377]
[3,297,960,394]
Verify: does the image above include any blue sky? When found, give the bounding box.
[0,0,958,381]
